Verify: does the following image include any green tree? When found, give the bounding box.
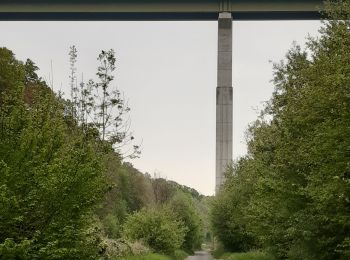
[152,178,176,204]
[0,48,106,259]
[168,192,203,253]
[68,48,140,158]
[210,162,257,252]
[98,159,155,239]
[69,45,78,117]
[211,1,350,259]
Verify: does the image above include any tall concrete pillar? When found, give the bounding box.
[216,12,233,194]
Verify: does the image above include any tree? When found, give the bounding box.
[69,45,78,117]
[210,162,257,252]
[211,1,350,259]
[152,178,176,204]
[97,159,155,239]
[69,48,140,158]
[168,192,203,253]
[0,48,106,259]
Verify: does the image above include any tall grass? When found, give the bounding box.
[118,250,188,260]
[119,253,171,260]
[221,251,275,260]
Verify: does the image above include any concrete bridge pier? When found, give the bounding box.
[216,12,233,194]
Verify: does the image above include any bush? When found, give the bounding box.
[0,238,32,259]
[122,207,186,254]
[100,238,150,259]
[102,213,122,239]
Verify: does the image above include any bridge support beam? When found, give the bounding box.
[216,12,233,194]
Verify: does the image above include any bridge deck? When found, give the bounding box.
[0,0,324,20]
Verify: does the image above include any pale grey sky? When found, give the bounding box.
[1,20,321,195]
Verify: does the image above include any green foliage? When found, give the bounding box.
[0,48,24,96]
[118,253,171,260]
[221,251,275,260]
[0,48,106,259]
[168,192,203,252]
[152,178,176,204]
[212,245,227,258]
[100,237,150,259]
[0,46,205,258]
[210,162,258,252]
[122,207,187,254]
[102,213,123,239]
[0,238,32,260]
[118,250,187,260]
[172,249,189,259]
[98,159,155,239]
[211,2,350,259]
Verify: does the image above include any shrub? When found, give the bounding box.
[122,207,186,254]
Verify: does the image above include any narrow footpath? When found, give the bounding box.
[186,251,213,260]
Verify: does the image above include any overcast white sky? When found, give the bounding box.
[1,20,321,195]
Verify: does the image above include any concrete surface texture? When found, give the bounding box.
[186,251,214,260]
[215,12,233,194]
[0,1,324,21]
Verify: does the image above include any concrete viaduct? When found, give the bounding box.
[0,0,324,193]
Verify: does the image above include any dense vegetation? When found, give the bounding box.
[211,1,350,260]
[0,46,205,259]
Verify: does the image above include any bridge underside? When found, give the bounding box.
[0,11,322,21]
[0,0,323,20]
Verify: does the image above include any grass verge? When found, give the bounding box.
[119,253,171,260]
[118,250,188,260]
[221,251,275,260]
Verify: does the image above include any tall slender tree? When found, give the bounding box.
[68,45,78,117]
[68,47,140,158]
